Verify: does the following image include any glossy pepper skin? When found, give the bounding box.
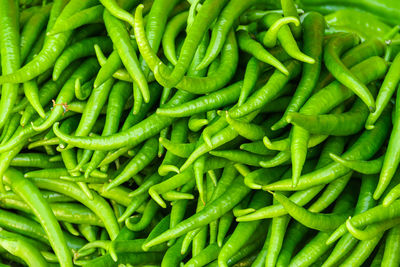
[3,0,400,266]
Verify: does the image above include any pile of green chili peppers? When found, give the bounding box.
[0,0,400,266]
